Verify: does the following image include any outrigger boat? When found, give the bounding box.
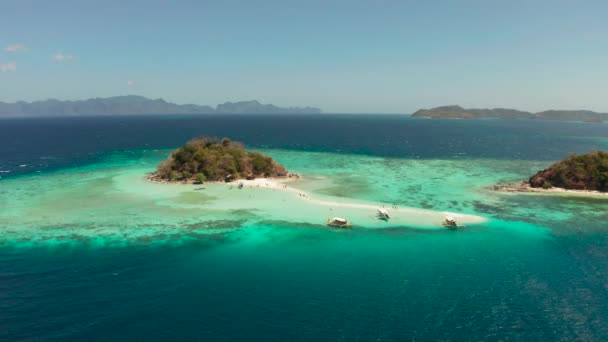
[443,216,459,228]
[377,208,390,220]
[327,217,351,228]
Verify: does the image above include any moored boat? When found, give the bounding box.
[443,216,458,228]
[327,217,351,228]
[377,208,390,220]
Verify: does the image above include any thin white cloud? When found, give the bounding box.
[127,80,135,87]
[0,62,17,72]
[4,44,28,53]
[51,53,74,62]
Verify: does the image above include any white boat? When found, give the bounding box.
[327,217,351,228]
[377,208,390,220]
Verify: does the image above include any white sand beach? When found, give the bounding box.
[146,175,487,229]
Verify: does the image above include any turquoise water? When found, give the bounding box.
[1,116,608,340]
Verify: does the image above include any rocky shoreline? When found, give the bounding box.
[147,171,301,185]
[492,182,608,197]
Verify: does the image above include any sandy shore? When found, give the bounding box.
[147,174,487,228]
[492,182,608,198]
[236,177,481,221]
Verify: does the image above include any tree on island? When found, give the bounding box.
[153,137,287,183]
[528,151,608,191]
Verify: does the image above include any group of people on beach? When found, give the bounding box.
[382,204,399,209]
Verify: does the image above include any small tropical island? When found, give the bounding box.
[150,137,288,183]
[494,151,608,195]
[146,136,487,228]
[528,151,608,191]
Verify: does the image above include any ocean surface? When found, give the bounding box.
[1,115,608,341]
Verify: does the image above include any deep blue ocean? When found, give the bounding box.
[2,115,608,177]
[1,115,608,341]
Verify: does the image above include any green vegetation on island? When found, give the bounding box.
[528,151,608,191]
[412,105,608,122]
[152,137,288,183]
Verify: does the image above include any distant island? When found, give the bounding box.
[412,105,608,122]
[151,137,288,183]
[0,95,322,118]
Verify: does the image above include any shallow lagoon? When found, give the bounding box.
[0,148,557,244]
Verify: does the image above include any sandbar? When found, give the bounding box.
[148,175,487,229]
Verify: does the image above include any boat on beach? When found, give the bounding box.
[327,217,351,228]
[377,208,390,220]
[443,216,459,228]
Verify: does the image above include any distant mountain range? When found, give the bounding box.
[412,105,608,122]
[0,96,322,117]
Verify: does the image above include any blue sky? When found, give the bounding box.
[1,0,607,113]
